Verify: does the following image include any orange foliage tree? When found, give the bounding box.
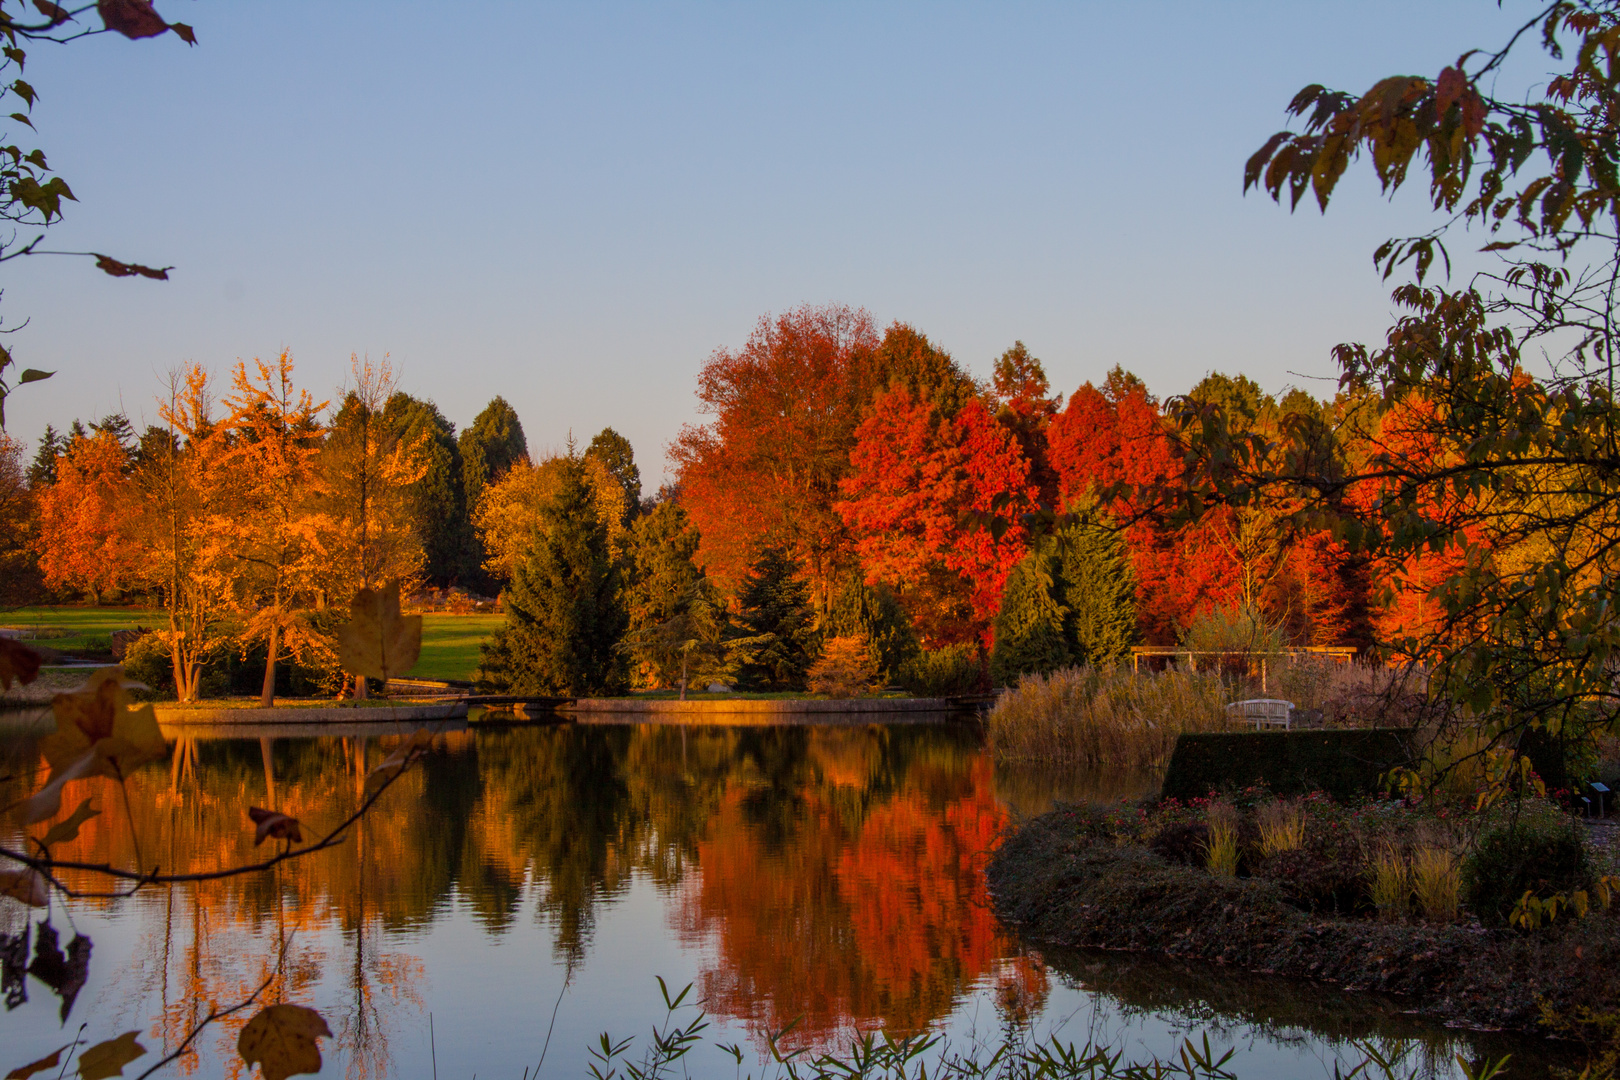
[670,304,881,602]
[214,351,330,706]
[33,428,140,604]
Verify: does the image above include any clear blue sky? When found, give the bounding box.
[7,1,1535,483]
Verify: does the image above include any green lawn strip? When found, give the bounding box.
[1,606,162,652]
[410,613,504,682]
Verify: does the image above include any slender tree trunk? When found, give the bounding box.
[680,651,688,701]
[261,617,279,708]
[169,612,188,701]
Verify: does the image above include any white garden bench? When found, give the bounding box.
[1227,698,1295,730]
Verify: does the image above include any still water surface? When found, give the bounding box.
[0,717,1568,1078]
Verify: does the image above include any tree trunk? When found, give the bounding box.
[354,674,368,700]
[261,619,279,708]
[169,615,188,701]
[680,652,688,702]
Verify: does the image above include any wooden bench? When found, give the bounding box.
[1226,698,1295,730]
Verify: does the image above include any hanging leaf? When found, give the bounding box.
[246,807,302,846]
[41,667,167,778]
[75,1033,144,1080]
[238,1004,331,1080]
[17,368,51,383]
[168,21,194,44]
[0,868,47,908]
[31,1,71,26]
[96,0,167,39]
[91,254,170,280]
[0,638,41,690]
[5,1046,65,1080]
[336,579,422,682]
[39,799,99,848]
[28,924,89,1022]
[362,729,433,798]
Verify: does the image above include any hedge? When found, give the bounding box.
[1160,729,1416,802]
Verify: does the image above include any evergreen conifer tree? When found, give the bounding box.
[623,502,730,691]
[1056,518,1137,666]
[476,455,628,695]
[823,573,918,682]
[585,427,641,525]
[734,546,816,690]
[383,392,471,587]
[989,548,1070,686]
[27,423,63,486]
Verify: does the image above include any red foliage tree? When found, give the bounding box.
[837,388,1035,645]
[670,304,880,601]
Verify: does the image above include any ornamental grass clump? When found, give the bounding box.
[987,665,1229,769]
[1368,844,1411,920]
[1256,799,1305,857]
[1204,803,1239,878]
[1411,844,1461,922]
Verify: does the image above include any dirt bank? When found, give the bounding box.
[988,806,1620,1034]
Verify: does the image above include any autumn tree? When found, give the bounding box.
[32,428,140,603]
[216,351,329,707]
[585,426,642,524]
[837,387,1037,646]
[1161,2,1620,760]
[670,304,881,600]
[474,450,630,584]
[382,392,471,587]
[458,396,527,591]
[991,341,1059,506]
[133,364,235,701]
[476,454,628,696]
[0,431,42,604]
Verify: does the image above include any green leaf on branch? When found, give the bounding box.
[19,368,51,383]
[10,175,73,220]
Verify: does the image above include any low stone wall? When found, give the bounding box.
[155,701,468,725]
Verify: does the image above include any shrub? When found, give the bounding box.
[1464,801,1590,925]
[807,635,880,698]
[896,643,983,697]
[1160,728,1415,802]
[122,631,175,697]
[1148,820,1209,866]
[1256,800,1305,857]
[987,666,1228,769]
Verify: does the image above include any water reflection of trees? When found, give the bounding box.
[4,721,1039,1065]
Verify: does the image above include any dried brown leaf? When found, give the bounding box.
[238,1004,331,1080]
[246,807,303,846]
[96,0,167,39]
[0,868,47,907]
[76,1032,145,1080]
[0,638,42,691]
[39,798,99,848]
[336,580,422,682]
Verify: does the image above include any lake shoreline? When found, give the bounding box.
[988,805,1620,1037]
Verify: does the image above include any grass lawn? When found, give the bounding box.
[412,613,503,682]
[3,606,501,682]
[1,605,162,653]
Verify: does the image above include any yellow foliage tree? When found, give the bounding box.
[473,451,629,584]
[33,429,140,604]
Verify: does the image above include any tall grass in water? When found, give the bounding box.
[1204,803,1239,878]
[987,666,1229,769]
[1256,800,1305,857]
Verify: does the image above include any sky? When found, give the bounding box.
[4,1,1543,484]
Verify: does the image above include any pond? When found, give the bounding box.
[0,716,1572,1078]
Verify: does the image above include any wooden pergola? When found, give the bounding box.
[1129,646,1358,692]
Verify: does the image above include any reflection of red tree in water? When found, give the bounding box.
[676,756,1047,1049]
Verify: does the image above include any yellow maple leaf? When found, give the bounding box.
[336,579,422,682]
[238,1004,331,1080]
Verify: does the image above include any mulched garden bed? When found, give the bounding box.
[988,800,1620,1034]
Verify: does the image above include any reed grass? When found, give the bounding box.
[1411,845,1461,922]
[1256,799,1305,857]
[986,665,1230,769]
[1368,845,1411,920]
[1205,803,1239,878]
